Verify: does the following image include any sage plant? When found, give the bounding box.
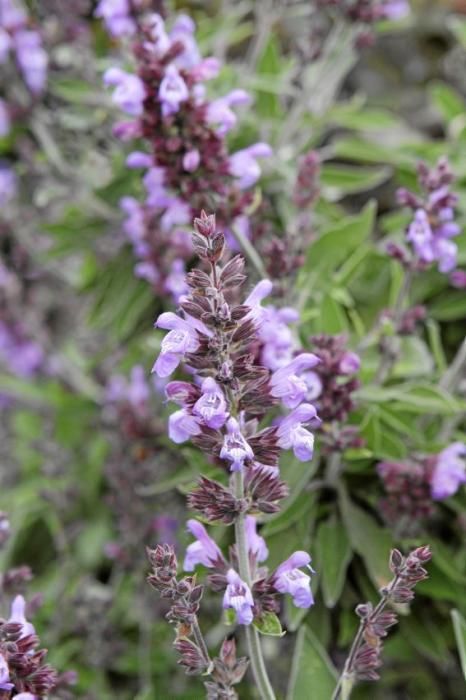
[147,211,320,699]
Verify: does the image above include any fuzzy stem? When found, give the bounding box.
[234,471,276,700]
[192,617,212,668]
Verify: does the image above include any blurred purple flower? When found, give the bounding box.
[14,30,48,93]
[431,442,466,500]
[9,594,35,637]
[168,408,202,444]
[159,65,189,116]
[95,0,136,37]
[0,163,16,205]
[0,98,10,137]
[104,68,146,116]
[229,142,272,189]
[270,353,320,408]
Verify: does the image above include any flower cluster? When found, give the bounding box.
[335,546,431,694]
[101,12,271,301]
[395,157,462,275]
[377,442,466,531]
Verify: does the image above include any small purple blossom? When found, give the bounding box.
[229,142,272,189]
[270,353,320,408]
[168,408,202,444]
[159,65,189,116]
[220,417,254,471]
[95,0,136,37]
[339,351,361,375]
[245,516,268,563]
[104,68,146,116]
[9,594,35,637]
[207,90,252,135]
[152,312,201,377]
[0,163,16,205]
[184,519,224,571]
[277,404,319,461]
[431,442,466,500]
[223,569,255,625]
[182,149,201,172]
[193,377,229,429]
[273,551,314,609]
[14,29,48,94]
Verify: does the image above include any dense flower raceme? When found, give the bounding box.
[100,11,272,301]
[146,212,316,692]
[315,0,409,24]
[377,442,466,531]
[394,157,462,276]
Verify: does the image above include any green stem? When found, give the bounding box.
[234,471,276,700]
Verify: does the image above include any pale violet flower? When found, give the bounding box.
[223,569,255,625]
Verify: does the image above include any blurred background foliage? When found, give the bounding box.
[1,0,466,698]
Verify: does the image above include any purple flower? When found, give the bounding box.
[127,365,150,413]
[13,695,36,700]
[220,417,254,471]
[273,551,314,608]
[14,30,48,94]
[168,408,202,444]
[9,595,35,637]
[184,519,224,571]
[450,269,466,289]
[193,377,228,429]
[407,209,434,263]
[0,164,16,205]
[145,13,171,56]
[182,149,200,172]
[126,151,152,169]
[143,167,168,207]
[160,197,191,232]
[431,442,466,500]
[302,371,323,401]
[95,0,136,37]
[223,569,255,625]
[207,90,252,135]
[169,14,201,69]
[104,68,146,116]
[245,516,268,563]
[277,404,319,461]
[229,142,272,189]
[432,237,457,274]
[258,306,299,371]
[0,28,11,63]
[379,0,410,20]
[164,259,188,303]
[0,652,13,691]
[339,351,361,375]
[165,380,199,405]
[0,1,27,32]
[0,98,10,137]
[244,279,273,321]
[159,65,189,116]
[152,312,200,377]
[270,353,320,408]
[135,261,159,285]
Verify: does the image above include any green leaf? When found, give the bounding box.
[430,290,466,321]
[339,489,393,588]
[223,609,236,626]
[392,336,434,378]
[315,514,353,608]
[253,611,285,637]
[451,610,466,681]
[298,200,376,301]
[287,626,338,700]
[320,164,391,200]
[429,82,466,125]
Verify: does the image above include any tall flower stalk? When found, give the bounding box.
[147,211,320,697]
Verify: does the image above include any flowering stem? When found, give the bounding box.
[234,471,276,700]
[331,575,400,700]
